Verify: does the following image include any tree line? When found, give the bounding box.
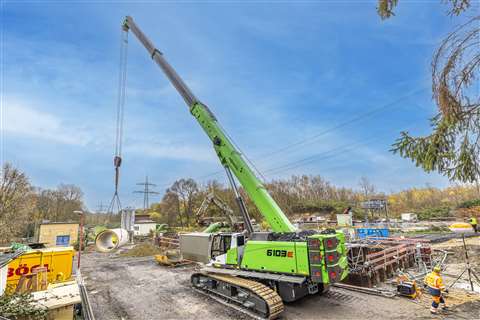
[149,175,480,227]
[2,162,478,243]
[0,163,84,244]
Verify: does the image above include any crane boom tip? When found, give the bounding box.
[123,16,132,30]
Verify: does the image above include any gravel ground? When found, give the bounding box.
[81,250,479,320]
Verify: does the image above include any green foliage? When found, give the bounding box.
[392,115,479,183]
[1,162,86,243]
[417,206,452,220]
[457,198,480,209]
[0,292,47,319]
[93,225,108,237]
[377,0,472,20]
[377,0,398,20]
[149,211,162,222]
[0,163,35,243]
[383,5,479,184]
[429,225,450,232]
[292,200,350,215]
[104,221,121,229]
[153,175,480,227]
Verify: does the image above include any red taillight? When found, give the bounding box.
[328,255,334,262]
[330,271,337,278]
[327,239,333,247]
[315,271,321,276]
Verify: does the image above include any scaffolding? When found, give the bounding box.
[345,237,432,287]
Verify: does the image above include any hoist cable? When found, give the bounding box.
[107,193,122,216]
[108,28,129,214]
[118,30,128,157]
[115,30,128,158]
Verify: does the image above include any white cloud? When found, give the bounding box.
[4,98,218,163]
[4,100,93,146]
[124,142,216,163]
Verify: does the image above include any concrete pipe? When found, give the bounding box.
[95,228,129,252]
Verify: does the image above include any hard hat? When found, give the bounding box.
[433,265,441,273]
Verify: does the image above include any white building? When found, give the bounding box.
[133,214,157,236]
[401,213,418,222]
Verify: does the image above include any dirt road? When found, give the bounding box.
[82,252,479,320]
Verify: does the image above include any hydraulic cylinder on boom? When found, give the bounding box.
[122,16,348,320]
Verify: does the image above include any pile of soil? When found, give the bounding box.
[433,236,480,268]
[119,243,163,257]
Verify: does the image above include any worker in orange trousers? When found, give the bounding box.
[424,265,448,314]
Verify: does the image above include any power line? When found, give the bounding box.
[157,128,398,192]
[217,121,267,183]
[261,119,424,177]
[263,136,379,176]
[254,87,428,161]
[155,87,429,191]
[96,202,108,214]
[133,175,160,212]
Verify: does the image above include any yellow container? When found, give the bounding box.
[449,222,473,233]
[6,247,74,292]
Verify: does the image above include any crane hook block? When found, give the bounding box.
[114,156,122,168]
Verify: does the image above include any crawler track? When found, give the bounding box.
[191,272,284,320]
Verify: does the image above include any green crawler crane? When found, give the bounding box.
[123,16,349,319]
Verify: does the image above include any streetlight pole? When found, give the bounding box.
[74,210,84,270]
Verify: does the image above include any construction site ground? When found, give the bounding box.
[81,238,480,320]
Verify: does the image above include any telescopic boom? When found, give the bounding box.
[123,16,296,233]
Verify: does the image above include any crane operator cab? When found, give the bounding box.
[210,232,245,266]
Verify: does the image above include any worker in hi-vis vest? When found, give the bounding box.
[424,265,448,314]
[469,216,478,233]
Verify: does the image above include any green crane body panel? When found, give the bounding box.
[295,242,310,276]
[226,246,238,265]
[240,241,307,275]
[231,231,347,284]
[190,103,296,233]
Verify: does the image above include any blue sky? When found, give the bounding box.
[1,1,473,210]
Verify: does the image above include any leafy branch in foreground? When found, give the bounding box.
[0,292,47,319]
[392,16,479,183]
[377,0,472,20]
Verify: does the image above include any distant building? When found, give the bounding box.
[336,214,353,227]
[38,222,79,247]
[133,214,156,236]
[401,213,418,222]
